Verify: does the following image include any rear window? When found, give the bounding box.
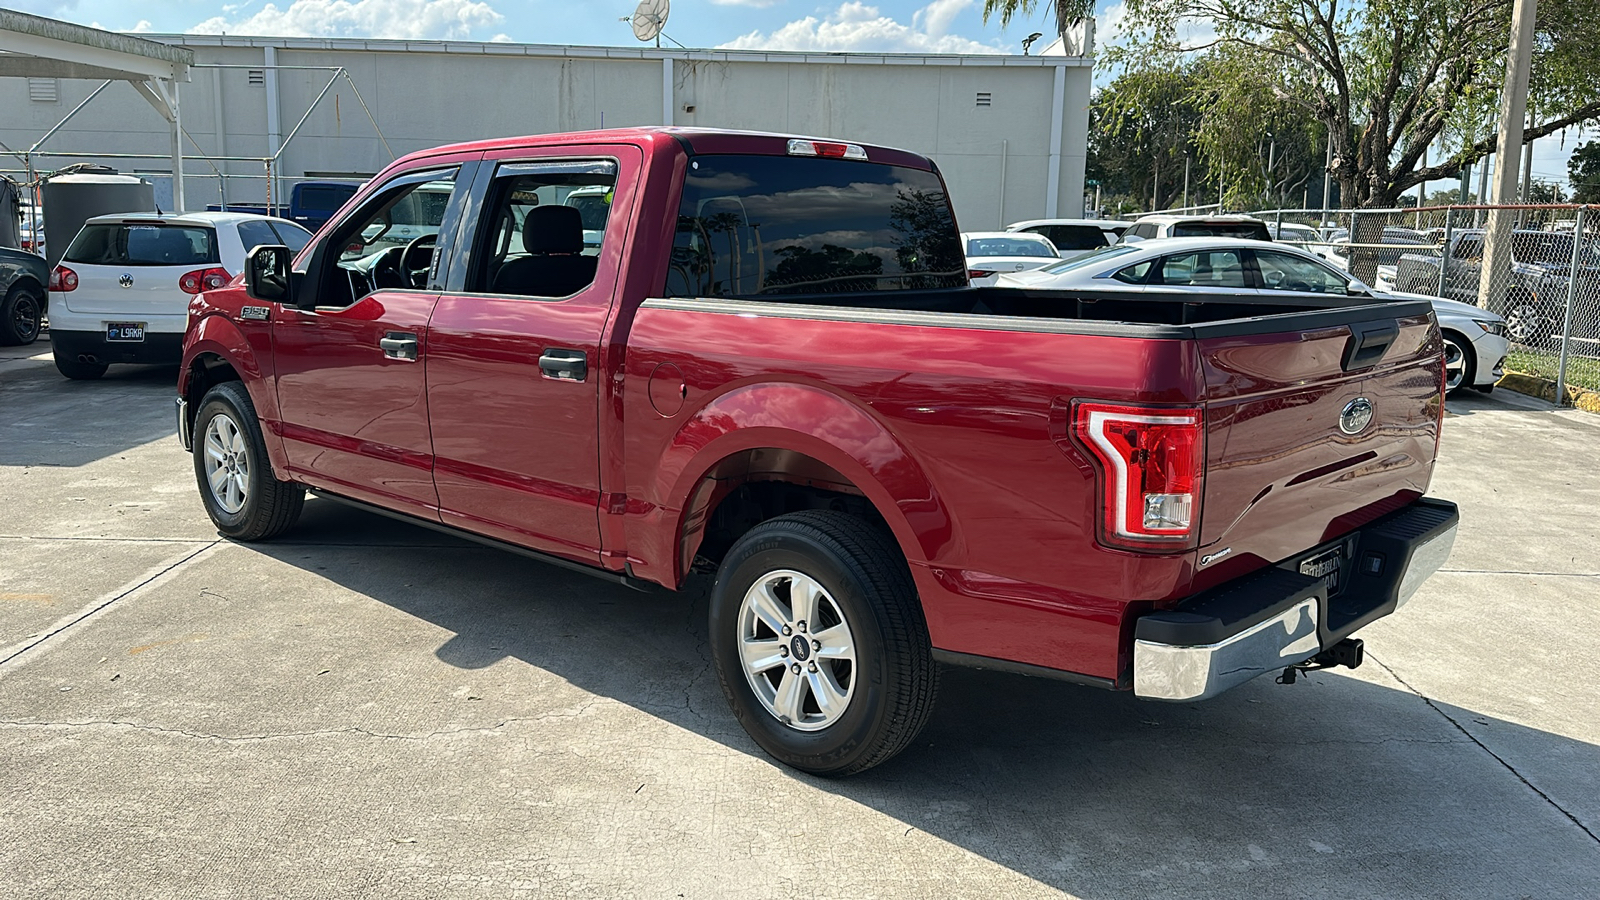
[1171,221,1271,241]
[1044,224,1109,251]
[967,235,1056,258]
[666,154,965,297]
[298,185,356,211]
[64,224,219,267]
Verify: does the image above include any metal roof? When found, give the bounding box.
[0,10,192,81]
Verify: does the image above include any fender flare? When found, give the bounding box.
[655,381,955,580]
[182,313,288,472]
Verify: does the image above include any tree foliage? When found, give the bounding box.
[1571,142,1600,203]
[980,0,1097,32]
[1028,0,1600,208]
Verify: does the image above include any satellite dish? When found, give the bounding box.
[630,0,670,45]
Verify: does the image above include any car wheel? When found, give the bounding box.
[1441,332,1476,395]
[52,345,107,380]
[710,510,939,776]
[0,284,42,345]
[193,380,304,541]
[1504,294,1556,345]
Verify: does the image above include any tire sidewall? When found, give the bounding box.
[711,528,895,773]
[192,384,269,537]
[3,286,42,345]
[1441,331,1474,393]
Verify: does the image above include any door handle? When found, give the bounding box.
[539,348,587,382]
[380,332,419,361]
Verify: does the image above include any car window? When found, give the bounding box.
[236,220,283,255]
[64,224,219,267]
[967,236,1056,257]
[1112,260,1154,284]
[466,160,618,298]
[1255,250,1353,294]
[667,155,965,298]
[298,184,356,212]
[1453,236,1484,260]
[1171,221,1272,241]
[340,173,457,263]
[1157,249,1247,288]
[1043,225,1110,251]
[313,166,462,308]
[269,221,313,254]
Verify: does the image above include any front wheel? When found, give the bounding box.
[710,511,938,776]
[0,284,42,345]
[1504,295,1556,345]
[1441,332,1476,395]
[193,380,304,540]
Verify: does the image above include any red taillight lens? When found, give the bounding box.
[967,269,996,279]
[1073,401,1204,550]
[179,267,231,294]
[49,265,78,292]
[785,138,868,160]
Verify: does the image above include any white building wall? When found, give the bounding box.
[0,38,1091,230]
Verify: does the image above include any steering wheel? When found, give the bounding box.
[400,234,438,288]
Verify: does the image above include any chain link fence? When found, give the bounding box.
[1248,205,1599,399]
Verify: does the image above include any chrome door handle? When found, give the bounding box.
[538,348,587,382]
[380,332,418,360]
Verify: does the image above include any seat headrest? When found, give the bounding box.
[523,205,584,254]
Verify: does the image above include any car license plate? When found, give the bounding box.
[1299,546,1346,596]
[107,323,145,342]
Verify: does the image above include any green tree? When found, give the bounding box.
[980,0,1096,31]
[991,0,1600,209]
[1571,142,1600,203]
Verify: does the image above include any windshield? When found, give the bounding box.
[1037,243,1142,275]
[967,235,1056,258]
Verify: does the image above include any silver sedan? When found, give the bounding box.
[999,237,1509,394]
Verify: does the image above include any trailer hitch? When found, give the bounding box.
[1276,638,1365,685]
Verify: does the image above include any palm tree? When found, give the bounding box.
[980,0,1097,35]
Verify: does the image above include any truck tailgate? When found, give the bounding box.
[1193,307,1443,589]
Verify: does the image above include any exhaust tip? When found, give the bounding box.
[78,354,98,364]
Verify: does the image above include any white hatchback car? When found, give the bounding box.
[48,211,312,379]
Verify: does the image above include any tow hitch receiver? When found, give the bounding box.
[1276,638,1365,685]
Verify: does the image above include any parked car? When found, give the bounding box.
[1391,229,1600,343]
[1120,213,1271,243]
[1000,237,1507,394]
[48,211,311,379]
[1004,218,1124,260]
[0,244,49,345]
[206,180,360,233]
[961,231,1061,284]
[177,128,1457,776]
[1327,225,1432,271]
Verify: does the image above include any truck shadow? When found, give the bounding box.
[0,361,179,467]
[256,498,1599,897]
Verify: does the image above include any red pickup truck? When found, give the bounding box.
[177,128,1458,775]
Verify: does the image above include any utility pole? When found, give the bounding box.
[1321,132,1333,225]
[1183,153,1190,211]
[1265,133,1276,208]
[1478,0,1536,312]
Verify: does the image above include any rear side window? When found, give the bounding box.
[64,224,219,267]
[270,221,313,254]
[1171,221,1272,241]
[1044,225,1109,251]
[236,220,282,255]
[1158,249,1248,288]
[967,236,1056,257]
[667,155,965,298]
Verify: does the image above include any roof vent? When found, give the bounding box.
[976,92,992,107]
[28,78,58,103]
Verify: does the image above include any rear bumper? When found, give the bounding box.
[1132,498,1459,701]
[49,329,185,366]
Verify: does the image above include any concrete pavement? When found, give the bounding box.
[2,348,1597,899]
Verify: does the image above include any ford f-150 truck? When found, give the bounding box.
[176,128,1459,776]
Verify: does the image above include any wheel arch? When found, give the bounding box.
[182,313,285,471]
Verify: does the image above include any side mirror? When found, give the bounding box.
[245,244,292,304]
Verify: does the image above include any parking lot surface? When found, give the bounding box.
[3,346,1598,899]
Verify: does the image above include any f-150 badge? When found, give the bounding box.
[240,306,271,321]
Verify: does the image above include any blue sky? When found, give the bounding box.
[7,0,1585,187]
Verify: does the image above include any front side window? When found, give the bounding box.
[666,154,965,298]
[1255,250,1353,294]
[1158,249,1248,288]
[65,224,219,267]
[314,167,460,307]
[466,160,618,298]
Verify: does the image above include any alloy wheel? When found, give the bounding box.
[737,569,857,731]
[203,413,251,514]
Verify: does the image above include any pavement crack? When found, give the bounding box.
[0,710,596,744]
[1437,567,1600,577]
[1369,653,1600,847]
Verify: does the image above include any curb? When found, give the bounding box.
[1498,371,1600,412]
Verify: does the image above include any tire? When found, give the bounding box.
[192,380,304,541]
[1504,293,1556,345]
[0,284,43,345]
[710,510,938,776]
[52,345,107,380]
[1441,331,1476,395]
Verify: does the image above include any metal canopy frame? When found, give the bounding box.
[0,9,192,208]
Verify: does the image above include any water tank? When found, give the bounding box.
[0,179,19,250]
[42,168,156,267]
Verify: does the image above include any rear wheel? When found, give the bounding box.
[193,380,304,540]
[0,284,42,345]
[52,345,107,380]
[710,510,938,776]
[1504,293,1556,345]
[1441,332,1475,394]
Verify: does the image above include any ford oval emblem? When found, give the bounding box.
[1340,397,1374,435]
[118,273,134,288]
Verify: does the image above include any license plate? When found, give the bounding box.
[1299,546,1346,596]
[107,323,145,342]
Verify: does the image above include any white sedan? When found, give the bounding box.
[998,237,1508,395]
[962,232,1061,286]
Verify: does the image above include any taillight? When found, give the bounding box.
[179,267,231,294]
[786,138,868,160]
[967,269,996,279]
[1073,401,1204,550]
[49,265,78,292]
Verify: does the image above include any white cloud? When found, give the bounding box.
[129,20,154,33]
[718,0,1004,54]
[189,0,505,40]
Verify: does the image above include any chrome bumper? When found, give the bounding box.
[1134,499,1459,702]
[175,396,191,451]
